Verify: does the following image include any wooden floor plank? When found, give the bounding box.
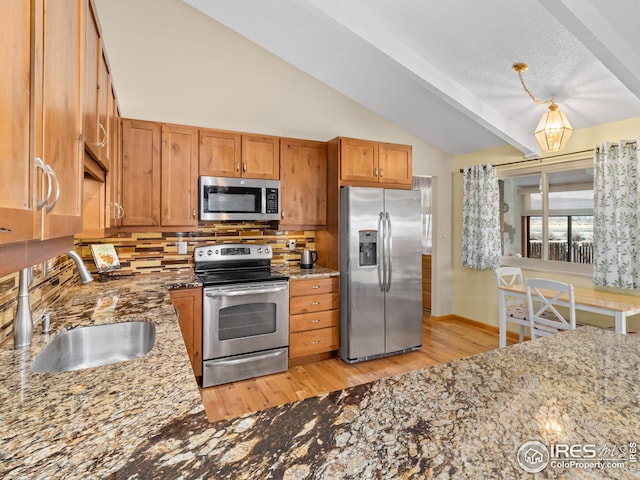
[199,315,516,422]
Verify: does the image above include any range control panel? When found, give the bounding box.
[194,243,272,263]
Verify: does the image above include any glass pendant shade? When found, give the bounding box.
[534,103,573,153]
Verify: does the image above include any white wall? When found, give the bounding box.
[93,0,454,314]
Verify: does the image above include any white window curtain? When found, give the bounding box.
[593,140,640,288]
[462,164,501,270]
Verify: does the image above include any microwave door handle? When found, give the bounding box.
[205,285,288,298]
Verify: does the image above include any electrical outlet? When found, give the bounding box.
[177,241,188,255]
[287,240,296,251]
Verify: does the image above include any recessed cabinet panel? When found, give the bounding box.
[121,119,161,226]
[378,142,412,185]
[161,124,198,226]
[199,129,241,177]
[241,134,279,179]
[340,140,378,183]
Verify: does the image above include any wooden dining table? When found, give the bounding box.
[497,283,640,347]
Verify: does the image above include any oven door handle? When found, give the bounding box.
[205,285,288,298]
[205,349,286,367]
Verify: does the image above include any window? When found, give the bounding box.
[499,159,593,272]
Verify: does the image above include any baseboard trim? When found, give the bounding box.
[428,314,524,342]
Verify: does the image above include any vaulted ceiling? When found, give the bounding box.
[183,0,640,157]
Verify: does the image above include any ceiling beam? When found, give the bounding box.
[538,0,640,100]
[295,1,539,156]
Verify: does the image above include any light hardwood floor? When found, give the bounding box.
[200,315,518,423]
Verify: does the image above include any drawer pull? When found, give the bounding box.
[310,319,320,323]
[311,302,320,305]
[305,341,321,345]
[311,285,320,289]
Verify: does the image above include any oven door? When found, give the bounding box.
[203,281,289,360]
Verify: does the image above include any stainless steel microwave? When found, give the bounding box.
[199,176,280,221]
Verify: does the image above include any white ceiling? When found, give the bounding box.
[182,0,640,157]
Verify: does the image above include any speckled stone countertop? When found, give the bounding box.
[274,265,340,280]
[0,270,205,479]
[112,327,640,479]
[3,276,639,479]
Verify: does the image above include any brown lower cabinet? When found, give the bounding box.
[170,287,202,378]
[289,276,340,366]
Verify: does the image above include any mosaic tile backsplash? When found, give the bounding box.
[0,222,318,344]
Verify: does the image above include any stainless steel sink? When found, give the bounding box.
[32,321,156,373]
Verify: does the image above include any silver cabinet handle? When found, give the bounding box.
[374,167,378,177]
[206,285,288,298]
[311,285,320,289]
[380,168,384,178]
[236,162,240,172]
[243,162,247,172]
[309,319,320,323]
[98,123,107,148]
[192,209,196,219]
[44,164,60,213]
[281,210,285,219]
[305,340,320,345]
[310,301,320,305]
[35,157,52,211]
[118,203,125,219]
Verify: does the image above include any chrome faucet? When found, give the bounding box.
[13,267,49,348]
[66,250,94,284]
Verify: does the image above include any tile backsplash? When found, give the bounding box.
[0,222,317,345]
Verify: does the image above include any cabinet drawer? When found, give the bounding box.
[290,292,340,315]
[290,276,339,297]
[290,326,339,358]
[290,309,339,333]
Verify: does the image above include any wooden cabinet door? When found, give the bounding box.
[340,138,378,184]
[107,88,122,228]
[279,138,327,229]
[121,119,161,226]
[170,287,203,377]
[84,1,109,168]
[161,124,199,226]
[199,128,241,177]
[241,134,280,179]
[378,142,412,186]
[0,0,38,245]
[37,0,83,239]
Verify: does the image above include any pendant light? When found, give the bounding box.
[513,63,573,153]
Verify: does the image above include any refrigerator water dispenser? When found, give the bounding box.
[358,230,377,266]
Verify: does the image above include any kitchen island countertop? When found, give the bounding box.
[2,269,639,479]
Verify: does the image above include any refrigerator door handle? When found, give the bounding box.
[385,212,393,292]
[378,211,386,291]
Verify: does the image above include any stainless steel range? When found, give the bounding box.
[194,243,289,387]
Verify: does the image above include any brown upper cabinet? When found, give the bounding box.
[161,124,199,227]
[199,131,279,180]
[0,0,39,245]
[338,137,412,188]
[121,119,199,228]
[35,0,84,241]
[199,129,241,177]
[121,119,161,226]
[84,1,110,169]
[279,138,327,229]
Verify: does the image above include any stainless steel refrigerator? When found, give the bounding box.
[340,186,422,363]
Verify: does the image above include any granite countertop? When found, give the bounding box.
[3,272,639,479]
[274,265,340,280]
[0,270,205,479]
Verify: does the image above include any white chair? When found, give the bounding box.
[525,278,576,340]
[494,267,528,343]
